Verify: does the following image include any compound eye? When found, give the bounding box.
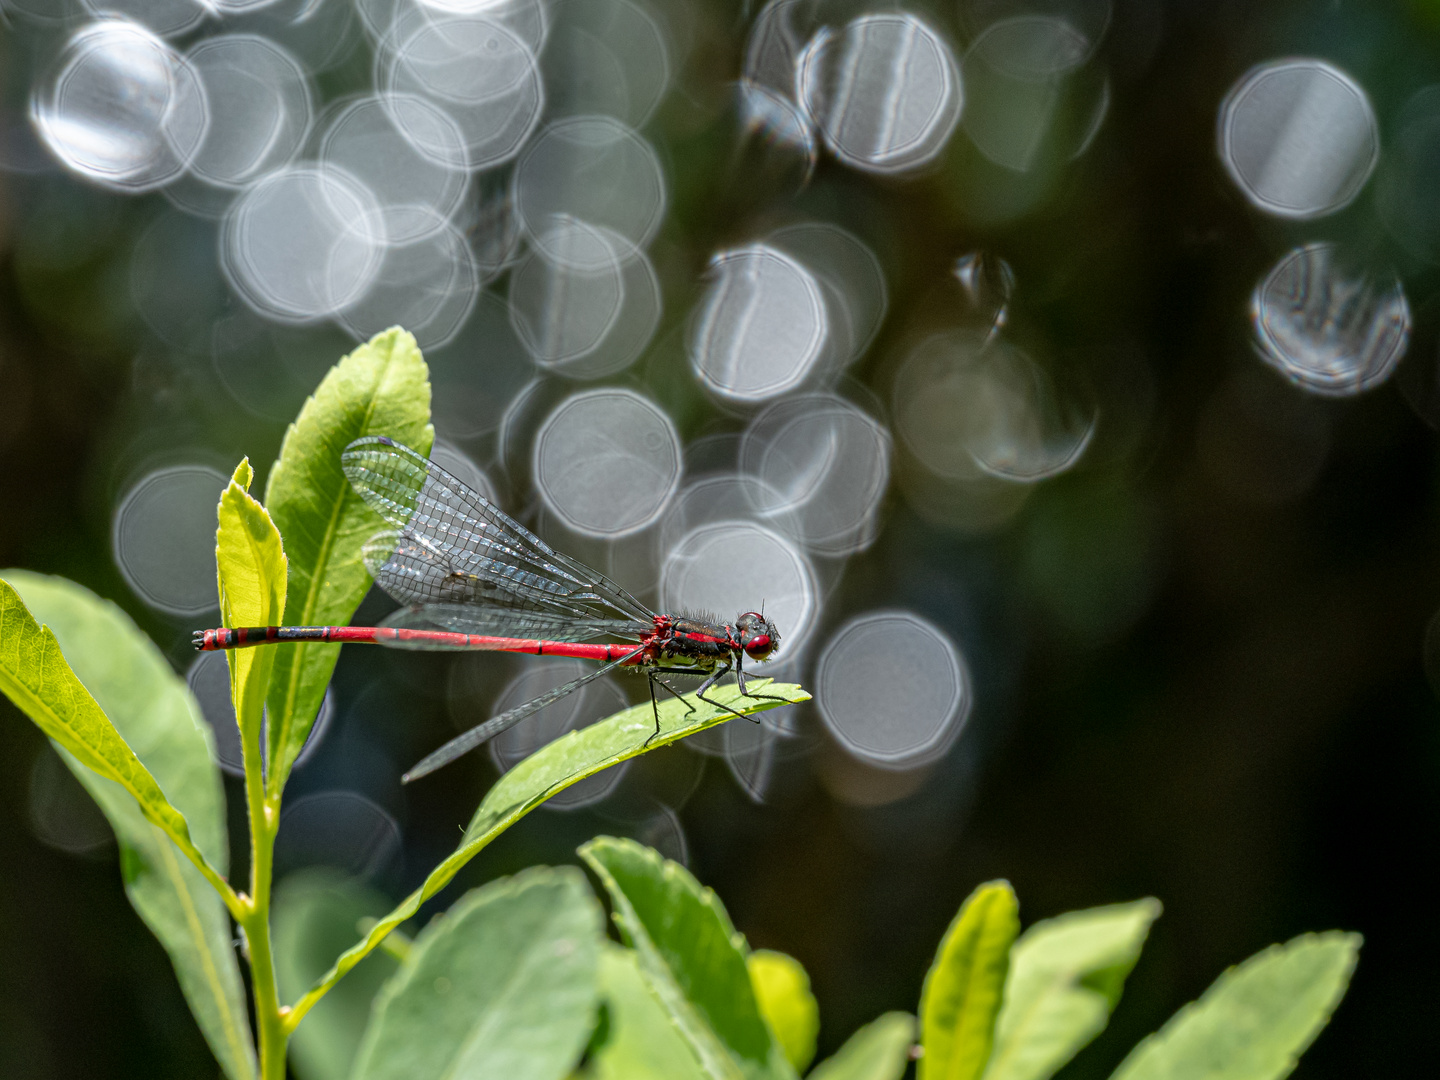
[744,633,773,660]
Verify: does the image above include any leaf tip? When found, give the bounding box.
[229,458,254,493]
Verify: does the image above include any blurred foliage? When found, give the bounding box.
[919,881,1019,1080]
[274,839,1357,1080]
[750,949,822,1073]
[351,866,603,1080]
[984,900,1160,1080]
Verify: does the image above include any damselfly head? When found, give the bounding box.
[736,611,780,661]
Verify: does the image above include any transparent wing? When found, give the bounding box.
[360,531,652,637]
[401,645,646,782]
[344,436,653,624]
[378,602,645,644]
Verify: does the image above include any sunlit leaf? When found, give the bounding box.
[919,881,1020,1080]
[579,836,795,1080]
[2,571,256,1080]
[984,899,1160,1080]
[215,458,287,752]
[263,327,433,795]
[578,943,708,1080]
[808,1013,916,1080]
[748,949,819,1073]
[274,871,399,1080]
[287,682,809,1029]
[1109,932,1360,1080]
[352,866,603,1080]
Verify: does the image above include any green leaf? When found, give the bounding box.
[352,865,604,1080]
[2,571,256,1080]
[215,458,287,752]
[263,327,433,794]
[808,1013,916,1080]
[579,836,796,1080]
[0,575,234,899]
[984,899,1161,1080]
[748,950,819,1073]
[274,871,399,1080]
[579,943,708,1080]
[288,681,808,1028]
[919,881,1020,1080]
[1109,932,1360,1080]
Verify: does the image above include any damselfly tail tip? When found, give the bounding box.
[400,753,447,784]
[191,629,209,651]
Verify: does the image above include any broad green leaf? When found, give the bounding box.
[215,459,287,752]
[579,943,708,1080]
[288,681,809,1028]
[808,1013,916,1080]
[1109,932,1360,1080]
[352,865,604,1080]
[0,576,232,897]
[919,881,1020,1080]
[274,871,399,1080]
[579,836,796,1080]
[985,900,1160,1080]
[748,950,819,1072]
[2,571,256,1080]
[263,327,433,794]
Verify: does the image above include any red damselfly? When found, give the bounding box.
[196,436,785,782]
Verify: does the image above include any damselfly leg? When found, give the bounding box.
[646,670,697,747]
[737,660,791,705]
[693,661,765,727]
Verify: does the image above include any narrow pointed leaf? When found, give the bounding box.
[748,950,819,1073]
[808,1013,916,1080]
[579,836,796,1080]
[352,866,604,1080]
[919,881,1020,1080]
[215,459,287,747]
[263,327,433,794]
[1109,932,1360,1080]
[0,576,231,896]
[288,682,808,1027]
[579,943,708,1080]
[3,571,256,1080]
[984,899,1160,1080]
[274,871,399,1080]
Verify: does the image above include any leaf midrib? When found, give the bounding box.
[152,821,257,1079]
[270,360,391,780]
[1,634,124,790]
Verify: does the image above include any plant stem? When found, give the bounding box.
[240,709,288,1078]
